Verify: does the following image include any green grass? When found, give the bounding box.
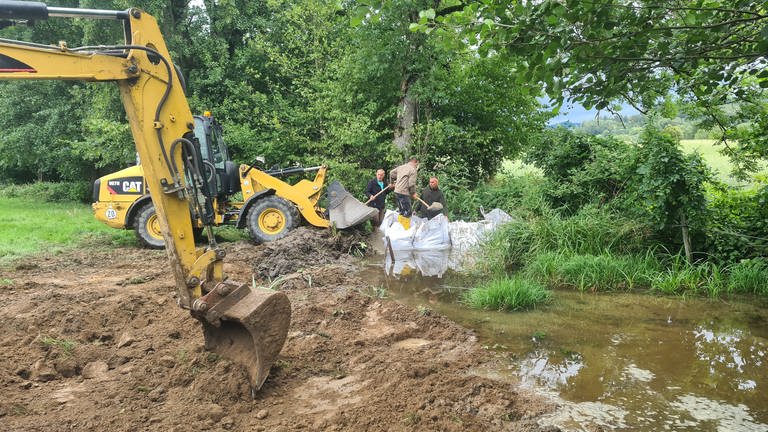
[462,276,551,311]
[650,259,727,297]
[727,259,768,295]
[476,207,651,274]
[680,139,768,185]
[0,196,135,265]
[39,336,77,357]
[524,251,660,292]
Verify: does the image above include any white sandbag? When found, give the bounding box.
[414,249,450,277]
[413,214,451,250]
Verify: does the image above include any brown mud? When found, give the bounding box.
[0,228,557,431]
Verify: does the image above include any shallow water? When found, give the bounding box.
[360,251,768,432]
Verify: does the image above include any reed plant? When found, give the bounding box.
[477,206,652,274]
[462,276,551,311]
[524,251,660,292]
[727,259,768,295]
[650,256,727,297]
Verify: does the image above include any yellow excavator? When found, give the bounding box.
[0,0,371,392]
[93,111,358,248]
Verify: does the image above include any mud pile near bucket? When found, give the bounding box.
[248,227,369,279]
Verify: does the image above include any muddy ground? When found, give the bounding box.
[0,227,557,431]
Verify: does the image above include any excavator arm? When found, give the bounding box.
[0,1,289,392]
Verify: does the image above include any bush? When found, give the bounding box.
[462,276,551,311]
[444,174,549,222]
[705,182,768,263]
[0,181,91,203]
[524,128,636,213]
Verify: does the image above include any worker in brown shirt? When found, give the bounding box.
[389,156,419,219]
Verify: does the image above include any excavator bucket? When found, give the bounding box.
[327,180,377,229]
[198,283,291,391]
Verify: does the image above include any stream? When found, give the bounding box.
[360,248,768,431]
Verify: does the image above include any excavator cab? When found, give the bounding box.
[192,113,242,198]
[0,1,288,392]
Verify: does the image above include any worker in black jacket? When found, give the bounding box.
[415,176,447,220]
[364,169,393,226]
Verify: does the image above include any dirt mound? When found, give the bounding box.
[247,227,369,280]
[0,237,556,431]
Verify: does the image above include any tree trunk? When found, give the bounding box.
[393,76,417,151]
[680,212,692,263]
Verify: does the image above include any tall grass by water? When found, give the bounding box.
[525,251,660,292]
[727,259,768,296]
[462,276,551,311]
[477,207,652,274]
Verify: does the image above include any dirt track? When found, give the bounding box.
[0,228,556,431]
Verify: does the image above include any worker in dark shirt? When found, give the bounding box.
[364,168,392,227]
[415,176,447,220]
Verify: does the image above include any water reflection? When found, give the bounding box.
[363,256,768,431]
[384,249,453,278]
[519,350,584,388]
[381,245,484,279]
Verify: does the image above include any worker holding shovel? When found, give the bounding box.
[416,176,447,220]
[364,168,393,227]
[389,156,420,229]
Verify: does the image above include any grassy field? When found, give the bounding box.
[0,196,135,265]
[679,139,743,184]
[504,139,763,185]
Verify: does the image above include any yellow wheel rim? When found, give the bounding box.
[146,213,163,240]
[258,208,286,234]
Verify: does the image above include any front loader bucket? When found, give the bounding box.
[198,283,291,392]
[327,180,377,229]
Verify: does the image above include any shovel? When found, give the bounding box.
[365,186,390,204]
[415,196,443,212]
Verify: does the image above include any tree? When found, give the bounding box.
[405,0,768,175]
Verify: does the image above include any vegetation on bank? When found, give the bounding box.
[462,127,768,310]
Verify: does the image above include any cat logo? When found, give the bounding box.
[106,176,144,195]
[122,181,142,193]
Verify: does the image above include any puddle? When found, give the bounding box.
[359,251,768,431]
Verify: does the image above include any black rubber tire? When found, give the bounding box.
[134,203,165,249]
[246,196,300,243]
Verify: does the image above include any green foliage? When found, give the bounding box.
[705,181,768,263]
[442,174,548,221]
[478,206,652,273]
[462,276,551,311]
[650,257,727,298]
[525,126,712,254]
[622,127,712,233]
[401,0,768,177]
[525,128,635,212]
[573,114,717,143]
[727,259,768,295]
[524,251,660,292]
[39,336,77,357]
[0,181,91,202]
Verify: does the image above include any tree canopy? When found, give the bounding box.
[0,0,544,186]
[403,0,768,174]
